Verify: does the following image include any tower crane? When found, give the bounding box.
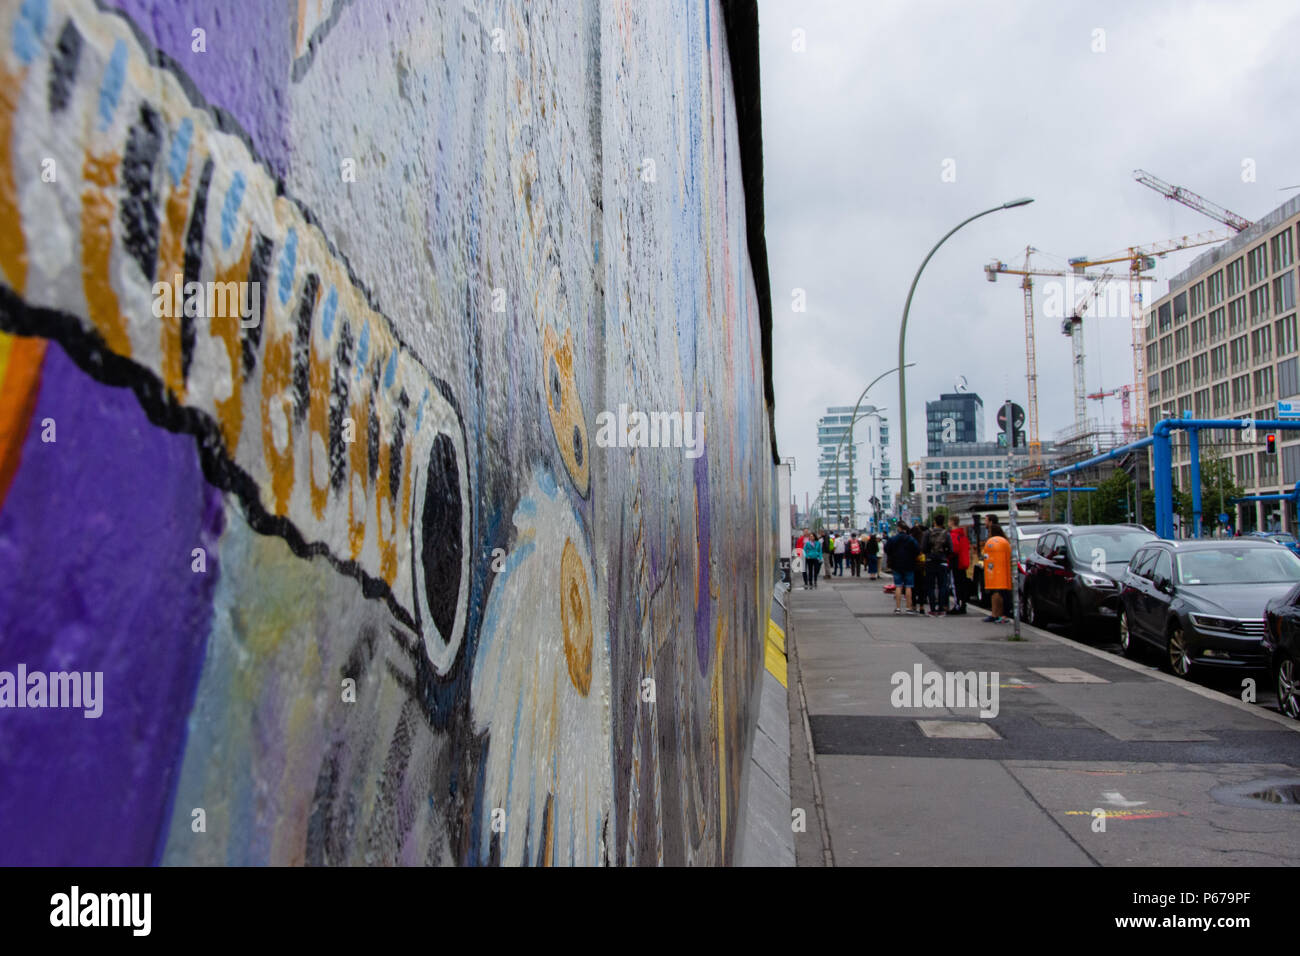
[1133,170,1252,233]
[1062,269,1116,433]
[1067,229,1235,435]
[985,248,1122,474]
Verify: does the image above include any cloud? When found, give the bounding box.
[760,0,1300,506]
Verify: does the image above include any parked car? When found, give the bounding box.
[1245,530,1300,558]
[1119,539,1300,677]
[1264,585,1300,719]
[1022,524,1155,638]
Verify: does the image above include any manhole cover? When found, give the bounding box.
[1211,778,1300,810]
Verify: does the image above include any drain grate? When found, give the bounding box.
[1211,778,1300,810]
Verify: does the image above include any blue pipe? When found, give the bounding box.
[1189,428,1202,538]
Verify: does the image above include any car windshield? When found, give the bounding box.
[1176,547,1300,584]
[1068,531,1154,565]
[1016,536,1039,561]
[1270,533,1297,544]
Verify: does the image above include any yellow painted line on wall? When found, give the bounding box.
[767,619,785,654]
[765,619,787,688]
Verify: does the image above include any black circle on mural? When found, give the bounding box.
[421,432,463,644]
[572,424,583,467]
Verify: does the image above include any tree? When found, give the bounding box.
[1176,455,1243,535]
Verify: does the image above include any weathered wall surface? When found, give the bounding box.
[0,0,775,864]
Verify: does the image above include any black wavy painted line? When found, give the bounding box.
[82,0,424,361]
[0,288,461,646]
[290,0,357,83]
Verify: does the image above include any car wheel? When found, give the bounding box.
[1023,592,1036,625]
[1166,624,1193,678]
[1277,654,1300,720]
[1118,610,1138,659]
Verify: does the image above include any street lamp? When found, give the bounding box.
[897,198,1034,509]
[830,367,914,529]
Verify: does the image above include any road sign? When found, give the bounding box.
[1280,400,1300,420]
[997,402,1025,433]
[1219,512,1229,524]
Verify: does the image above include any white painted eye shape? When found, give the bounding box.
[409,398,471,675]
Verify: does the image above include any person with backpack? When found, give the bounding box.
[795,528,810,589]
[922,514,953,616]
[910,524,928,612]
[864,534,879,579]
[884,523,920,614]
[833,532,847,576]
[947,514,971,614]
[848,533,863,576]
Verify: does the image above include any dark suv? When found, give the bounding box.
[1022,524,1155,638]
[1119,538,1300,677]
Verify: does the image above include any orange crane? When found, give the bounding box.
[985,248,1118,473]
[1067,229,1235,434]
[1086,385,1133,435]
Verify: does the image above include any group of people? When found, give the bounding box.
[792,529,881,589]
[881,514,970,616]
[790,514,1016,624]
[881,514,1014,622]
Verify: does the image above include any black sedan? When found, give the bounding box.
[1022,524,1155,638]
[1263,584,1300,719]
[1118,539,1300,677]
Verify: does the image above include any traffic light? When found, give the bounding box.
[939,470,949,486]
[906,467,915,492]
[1266,433,1278,455]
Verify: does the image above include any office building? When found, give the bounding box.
[816,405,891,527]
[925,392,985,455]
[1144,194,1300,531]
[918,441,1057,514]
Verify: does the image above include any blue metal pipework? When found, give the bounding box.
[1046,436,1156,521]
[1230,487,1300,505]
[1150,419,1300,540]
[1188,427,1202,538]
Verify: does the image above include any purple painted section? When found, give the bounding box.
[694,452,711,674]
[105,0,293,176]
[0,345,222,865]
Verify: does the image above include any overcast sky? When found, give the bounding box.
[758,0,1300,508]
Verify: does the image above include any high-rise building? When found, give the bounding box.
[926,392,985,455]
[816,405,890,528]
[1144,194,1300,532]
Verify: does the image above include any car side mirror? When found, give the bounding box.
[1154,575,1171,593]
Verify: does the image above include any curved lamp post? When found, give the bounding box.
[897,198,1034,512]
[824,365,914,527]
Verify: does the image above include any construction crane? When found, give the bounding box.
[1062,269,1116,432]
[1086,385,1133,436]
[985,248,1121,474]
[1068,229,1235,435]
[1133,170,1252,233]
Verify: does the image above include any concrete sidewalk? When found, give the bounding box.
[786,571,1300,866]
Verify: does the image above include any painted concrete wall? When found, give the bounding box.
[0,0,775,865]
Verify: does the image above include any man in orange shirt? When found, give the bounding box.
[981,516,1012,623]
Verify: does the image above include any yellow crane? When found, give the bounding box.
[984,248,1117,474]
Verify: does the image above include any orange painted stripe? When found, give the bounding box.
[0,332,47,507]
